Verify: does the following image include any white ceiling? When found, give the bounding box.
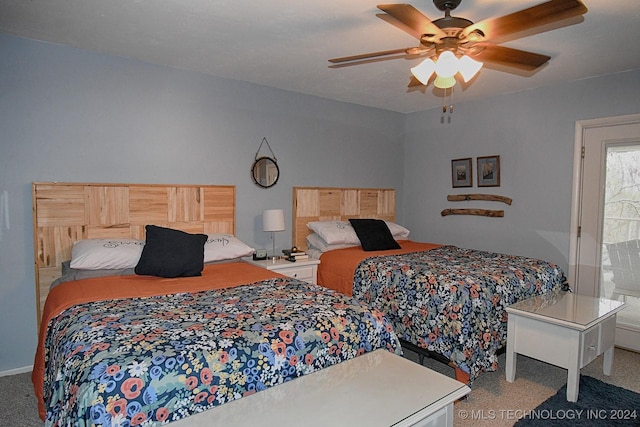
[1,0,639,113]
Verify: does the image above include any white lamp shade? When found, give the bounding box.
[434,51,459,78]
[410,58,436,85]
[458,55,483,82]
[263,209,285,232]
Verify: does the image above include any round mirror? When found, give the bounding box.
[252,156,280,188]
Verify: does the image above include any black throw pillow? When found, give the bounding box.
[349,219,401,251]
[135,225,208,278]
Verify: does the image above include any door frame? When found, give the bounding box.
[568,113,640,290]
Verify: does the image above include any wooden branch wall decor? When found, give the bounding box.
[447,194,512,205]
[441,208,504,217]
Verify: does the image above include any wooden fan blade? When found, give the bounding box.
[467,44,550,71]
[377,4,445,38]
[377,13,422,40]
[329,48,411,64]
[462,0,587,42]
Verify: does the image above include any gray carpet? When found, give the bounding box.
[1,348,638,426]
[0,371,42,426]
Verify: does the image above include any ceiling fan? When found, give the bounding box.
[329,0,588,89]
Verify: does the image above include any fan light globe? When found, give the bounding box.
[458,55,483,82]
[410,58,436,85]
[412,52,482,89]
[434,51,458,78]
[434,75,456,89]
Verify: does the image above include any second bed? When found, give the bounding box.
[293,187,567,383]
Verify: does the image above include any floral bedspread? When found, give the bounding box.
[43,278,401,426]
[352,245,566,382]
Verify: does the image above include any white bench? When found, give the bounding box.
[172,349,470,427]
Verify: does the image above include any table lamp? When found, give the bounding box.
[263,209,285,260]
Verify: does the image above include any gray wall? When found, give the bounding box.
[403,69,640,272]
[0,35,405,372]
[2,33,639,373]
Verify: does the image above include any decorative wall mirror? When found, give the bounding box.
[251,137,280,188]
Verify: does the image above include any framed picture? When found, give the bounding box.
[477,155,500,187]
[451,158,472,188]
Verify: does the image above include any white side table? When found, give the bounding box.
[244,257,320,284]
[505,291,625,402]
[171,349,470,427]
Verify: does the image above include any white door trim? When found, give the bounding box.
[568,113,640,288]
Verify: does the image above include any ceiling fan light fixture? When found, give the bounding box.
[434,75,456,89]
[458,55,483,82]
[410,58,437,85]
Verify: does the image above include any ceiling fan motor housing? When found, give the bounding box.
[422,15,474,47]
[425,0,474,43]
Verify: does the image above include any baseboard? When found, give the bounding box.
[0,365,33,377]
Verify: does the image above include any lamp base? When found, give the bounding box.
[271,231,276,261]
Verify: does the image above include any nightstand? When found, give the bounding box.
[506,291,625,402]
[244,257,320,284]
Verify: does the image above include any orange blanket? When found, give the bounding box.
[317,241,441,295]
[32,262,282,420]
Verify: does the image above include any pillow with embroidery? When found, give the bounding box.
[70,238,144,270]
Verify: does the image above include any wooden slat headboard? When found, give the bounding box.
[32,182,236,326]
[292,187,396,250]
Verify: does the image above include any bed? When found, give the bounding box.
[292,186,568,384]
[31,182,402,426]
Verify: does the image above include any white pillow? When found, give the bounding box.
[306,233,357,253]
[70,238,145,270]
[204,234,254,262]
[386,221,410,239]
[306,220,410,245]
[306,221,359,245]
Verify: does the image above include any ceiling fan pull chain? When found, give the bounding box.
[449,89,454,114]
[442,87,448,113]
